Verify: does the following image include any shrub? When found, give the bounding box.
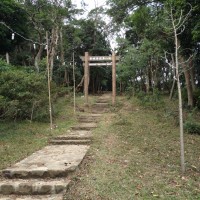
[0,59,13,72]
[125,86,135,99]
[136,89,164,109]
[0,69,49,121]
[184,121,200,135]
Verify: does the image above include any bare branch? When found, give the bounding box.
[177,25,185,36]
[176,4,192,30]
[179,55,193,65]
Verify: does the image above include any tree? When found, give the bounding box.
[0,0,28,63]
[164,1,192,173]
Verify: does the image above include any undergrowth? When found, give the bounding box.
[65,95,200,200]
[0,96,77,170]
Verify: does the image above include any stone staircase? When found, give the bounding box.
[0,94,110,200]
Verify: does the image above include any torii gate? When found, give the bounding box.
[81,52,119,106]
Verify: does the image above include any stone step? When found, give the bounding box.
[52,130,92,141]
[93,103,109,108]
[71,123,97,131]
[96,99,109,103]
[91,108,109,114]
[49,139,91,145]
[0,179,70,195]
[77,114,102,119]
[78,117,98,123]
[51,135,92,141]
[0,194,64,200]
[1,145,90,179]
[51,136,90,140]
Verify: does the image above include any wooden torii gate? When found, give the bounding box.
[81,52,119,106]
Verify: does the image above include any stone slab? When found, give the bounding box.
[0,179,70,195]
[78,117,98,123]
[77,114,102,118]
[91,109,108,114]
[2,145,90,179]
[96,99,109,103]
[0,194,63,200]
[94,103,109,107]
[52,130,92,140]
[71,123,97,131]
[49,139,91,145]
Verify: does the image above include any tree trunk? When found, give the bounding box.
[145,67,150,93]
[173,16,185,173]
[49,27,59,81]
[169,54,176,100]
[189,60,196,91]
[60,29,68,86]
[64,69,69,86]
[76,76,84,91]
[34,33,43,73]
[181,56,194,107]
[6,52,9,64]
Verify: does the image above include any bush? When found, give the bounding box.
[182,88,200,109]
[0,59,13,72]
[184,121,200,135]
[0,69,49,121]
[125,86,135,99]
[136,89,164,109]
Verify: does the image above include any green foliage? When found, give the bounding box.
[0,0,28,54]
[0,59,13,72]
[182,88,200,109]
[124,86,135,98]
[184,121,200,135]
[136,89,164,109]
[0,68,49,121]
[184,108,200,135]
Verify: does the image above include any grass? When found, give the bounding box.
[0,95,77,170]
[65,95,200,200]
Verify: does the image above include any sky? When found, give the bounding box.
[72,0,107,11]
[72,0,118,50]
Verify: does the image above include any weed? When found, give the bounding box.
[65,95,200,200]
[0,96,77,170]
[184,121,200,135]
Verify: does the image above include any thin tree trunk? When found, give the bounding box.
[181,56,194,107]
[189,60,196,91]
[6,52,10,64]
[60,28,68,86]
[34,33,43,73]
[145,67,150,93]
[170,54,176,100]
[173,17,185,174]
[73,51,76,114]
[49,27,59,81]
[46,31,53,130]
[76,76,84,91]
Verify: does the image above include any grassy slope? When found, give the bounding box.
[65,96,200,200]
[0,96,77,170]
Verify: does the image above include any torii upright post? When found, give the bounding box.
[84,52,89,104]
[112,52,116,106]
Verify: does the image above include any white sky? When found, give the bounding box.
[72,0,107,11]
[72,0,118,50]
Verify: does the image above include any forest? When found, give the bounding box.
[0,0,200,123]
[1,1,200,197]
